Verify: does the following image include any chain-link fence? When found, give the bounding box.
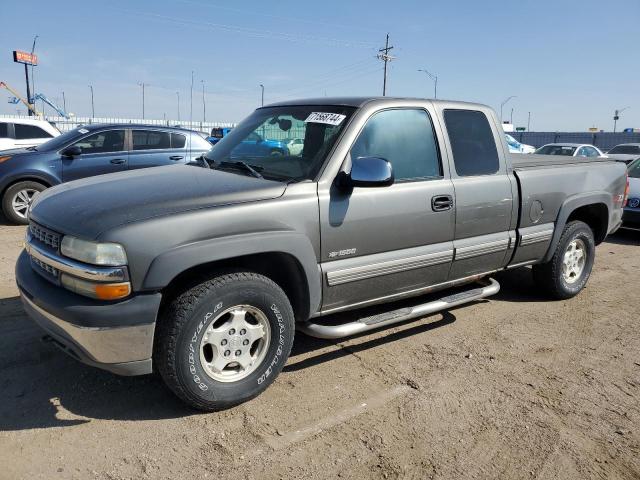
[508,131,640,151]
[0,114,235,134]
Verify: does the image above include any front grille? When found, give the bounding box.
[29,222,61,251]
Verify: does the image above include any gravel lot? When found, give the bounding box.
[1,221,639,480]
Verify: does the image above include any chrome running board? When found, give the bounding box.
[298,278,500,340]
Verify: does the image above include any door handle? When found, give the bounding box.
[110,158,126,165]
[431,195,453,212]
[170,155,184,161]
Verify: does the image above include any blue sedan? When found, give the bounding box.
[0,124,212,224]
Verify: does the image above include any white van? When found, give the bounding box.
[0,118,61,151]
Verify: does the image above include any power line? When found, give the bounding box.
[377,34,395,96]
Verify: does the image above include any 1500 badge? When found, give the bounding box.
[328,248,357,258]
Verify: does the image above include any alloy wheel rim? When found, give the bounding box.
[11,188,39,219]
[199,304,271,383]
[562,238,586,284]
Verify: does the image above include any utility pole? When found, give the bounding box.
[417,68,438,98]
[190,70,194,128]
[88,85,95,118]
[62,91,67,113]
[527,111,531,131]
[510,107,514,125]
[176,91,180,122]
[500,96,516,122]
[138,82,148,118]
[201,80,206,122]
[613,107,629,133]
[377,34,395,96]
[260,84,264,106]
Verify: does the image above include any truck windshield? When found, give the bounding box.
[204,105,355,182]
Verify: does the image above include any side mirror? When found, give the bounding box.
[61,145,82,158]
[339,157,394,190]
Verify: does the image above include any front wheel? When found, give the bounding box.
[532,220,595,299]
[155,272,295,411]
[2,181,47,225]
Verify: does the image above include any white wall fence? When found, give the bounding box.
[0,114,236,134]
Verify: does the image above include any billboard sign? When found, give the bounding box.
[13,50,38,65]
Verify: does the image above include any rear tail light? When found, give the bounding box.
[623,173,630,207]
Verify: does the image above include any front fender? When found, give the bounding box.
[142,231,322,315]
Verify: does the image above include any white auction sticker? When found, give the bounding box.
[304,112,346,126]
[78,128,89,134]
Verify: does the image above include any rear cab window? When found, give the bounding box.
[444,109,500,176]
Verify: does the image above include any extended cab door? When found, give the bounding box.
[318,106,455,312]
[62,129,128,181]
[439,107,517,279]
[128,129,187,169]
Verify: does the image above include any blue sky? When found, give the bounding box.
[1,0,638,130]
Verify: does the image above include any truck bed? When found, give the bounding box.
[509,153,615,169]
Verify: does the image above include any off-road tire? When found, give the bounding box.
[2,181,46,225]
[532,220,595,300]
[154,272,295,411]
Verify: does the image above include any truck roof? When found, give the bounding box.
[264,96,489,110]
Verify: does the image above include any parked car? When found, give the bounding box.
[623,157,640,228]
[17,97,627,411]
[206,127,233,145]
[535,143,606,158]
[228,131,289,158]
[0,118,60,151]
[284,137,305,156]
[605,143,640,164]
[0,124,212,224]
[505,134,535,153]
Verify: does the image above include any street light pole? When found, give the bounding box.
[176,91,180,122]
[510,107,514,126]
[88,85,95,119]
[201,80,206,122]
[189,70,194,128]
[138,82,148,119]
[527,111,531,132]
[613,107,629,133]
[260,84,264,106]
[500,96,516,122]
[417,68,438,99]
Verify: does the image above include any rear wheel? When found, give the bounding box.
[155,272,295,411]
[532,220,595,299]
[2,181,46,225]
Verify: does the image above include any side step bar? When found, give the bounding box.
[298,278,500,340]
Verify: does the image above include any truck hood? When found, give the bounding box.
[29,165,287,239]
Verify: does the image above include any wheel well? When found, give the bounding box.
[160,252,311,322]
[566,203,608,244]
[2,177,51,198]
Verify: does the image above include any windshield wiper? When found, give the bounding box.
[26,146,38,151]
[217,161,264,179]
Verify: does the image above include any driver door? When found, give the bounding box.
[62,129,128,181]
[319,108,455,312]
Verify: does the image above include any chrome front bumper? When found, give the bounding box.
[16,250,160,376]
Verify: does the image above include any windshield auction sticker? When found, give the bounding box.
[305,112,346,126]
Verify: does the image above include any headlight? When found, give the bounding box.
[61,236,127,266]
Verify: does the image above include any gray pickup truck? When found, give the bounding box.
[16,97,628,411]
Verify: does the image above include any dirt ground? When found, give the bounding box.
[0,221,639,480]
